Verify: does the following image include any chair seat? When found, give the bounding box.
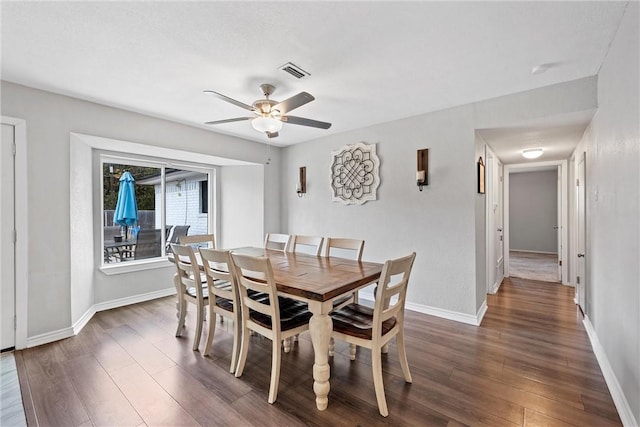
[250,298,312,331]
[331,303,397,340]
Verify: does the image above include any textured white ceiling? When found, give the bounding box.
[0,1,628,160]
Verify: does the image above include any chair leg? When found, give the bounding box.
[235,326,251,378]
[229,314,241,374]
[328,337,335,357]
[193,302,204,351]
[204,308,216,356]
[396,331,413,383]
[175,299,187,337]
[268,338,282,404]
[371,349,389,417]
[283,337,291,353]
[381,344,389,354]
[349,343,357,360]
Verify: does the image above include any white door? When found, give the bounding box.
[576,154,586,312]
[556,166,562,281]
[1,123,16,350]
[486,150,504,293]
[494,158,504,286]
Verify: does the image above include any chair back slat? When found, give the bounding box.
[199,248,236,302]
[264,233,292,252]
[373,252,416,334]
[181,234,216,249]
[290,235,324,256]
[230,253,280,323]
[324,237,364,261]
[171,243,205,299]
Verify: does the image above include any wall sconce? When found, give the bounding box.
[417,149,428,191]
[296,166,306,197]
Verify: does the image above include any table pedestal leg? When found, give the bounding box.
[309,303,332,411]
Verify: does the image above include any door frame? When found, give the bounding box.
[1,116,28,349]
[504,159,569,284]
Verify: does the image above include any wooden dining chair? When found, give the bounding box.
[171,243,209,351]
[325,237,366,310]
[329,252,416,417]
[230,252,312,404]
[289,235,324,256]
[199,248,241,373]
[264,233,292,252]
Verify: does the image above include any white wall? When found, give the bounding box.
[282,77,597,320]
[571,3,639,424]
[509,170,558,253]
[219,165,265,249]
[0,81,281,339]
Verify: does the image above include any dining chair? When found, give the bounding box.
[133,228,162,260]
[289,235,324,256]
[329,252,416,417]
[180,233,216,249]
[230,252,312,404]
[199,248,241,373]
[167,225,191,253]
[325,237,366,310]
[171,243,209,351]
[264,233,292,252]
[103,225,123,262]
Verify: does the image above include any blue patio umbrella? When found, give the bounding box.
[113,171,138,227]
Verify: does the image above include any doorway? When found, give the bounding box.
[504,161,568,284]
[1,123,15,350]
[1,116,27,350]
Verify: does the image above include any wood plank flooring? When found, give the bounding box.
[509,251,559,283]
[14,277,620,426]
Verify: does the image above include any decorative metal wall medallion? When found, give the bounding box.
[330,142,380,205]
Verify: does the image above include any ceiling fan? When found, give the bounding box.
[203,84,331,138]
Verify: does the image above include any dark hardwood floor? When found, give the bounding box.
[15,277,621,426]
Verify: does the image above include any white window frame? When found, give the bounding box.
[99,154,215,274]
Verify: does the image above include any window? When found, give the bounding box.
[102,155,213,266]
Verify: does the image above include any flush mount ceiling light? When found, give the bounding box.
[522,148,544,159]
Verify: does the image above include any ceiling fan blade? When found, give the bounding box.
[204,117,253,125]
[266,131,279,139]
[281,115,332,129]
[203,90,255,111]
[273,92,314,114]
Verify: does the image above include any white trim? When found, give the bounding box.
[72,306,97,335]
[27,327,75,348]
[94,287,175,312]
[100,258,174,275]
[1,116,28,350]
[26,288,176,348]
[362,295,486,326]
[583,316,637,427]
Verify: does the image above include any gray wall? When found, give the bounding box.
[1,81,282,337]
[509,170,558,253]
[282,77,597,318]
[573,2,639,422]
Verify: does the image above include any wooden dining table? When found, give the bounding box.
[173,246,383,411]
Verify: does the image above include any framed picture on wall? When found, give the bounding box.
[477,157,485,194]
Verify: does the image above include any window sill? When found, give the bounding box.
[100,258,174,276]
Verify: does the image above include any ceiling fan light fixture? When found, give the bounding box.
[522,148,544,159]
[251,116,283,133]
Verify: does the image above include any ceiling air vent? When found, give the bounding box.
[279,62,310,79]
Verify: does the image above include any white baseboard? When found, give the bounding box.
[26,288,176,348]
[360,293,486,326]
[26,327,75,348]
[406,301,485,326]
[583,315,637,427]
[94,287,176,312]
